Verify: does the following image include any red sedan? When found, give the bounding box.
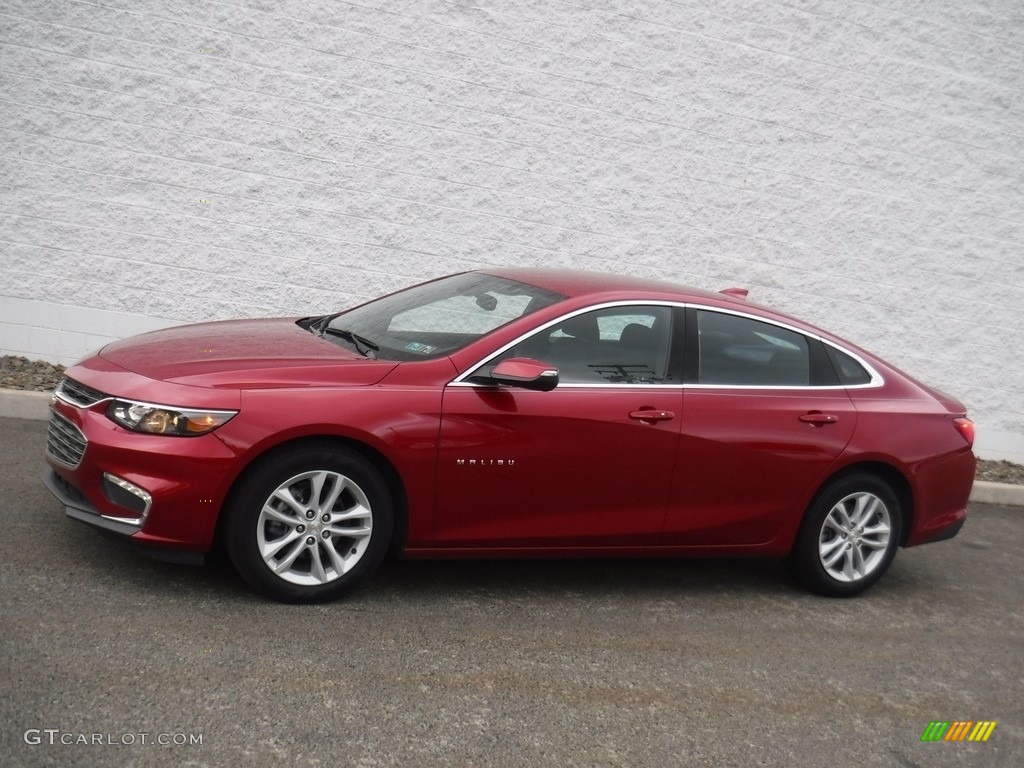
[44,269,976,601]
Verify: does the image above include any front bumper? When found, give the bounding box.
[44,397,241,554]
[44,469,205,565]
[45,469,142,538]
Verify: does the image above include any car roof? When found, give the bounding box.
[478,267,836,345]
[480,267,732,303]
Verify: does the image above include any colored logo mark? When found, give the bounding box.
[921,721,997,742]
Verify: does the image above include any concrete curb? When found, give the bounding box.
[0,389,52,421]
[969,481,1024,507]
[2,388,1022,507]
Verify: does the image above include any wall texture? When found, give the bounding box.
[1,0,1022,460]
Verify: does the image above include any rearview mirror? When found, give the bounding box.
[489,358,559,392]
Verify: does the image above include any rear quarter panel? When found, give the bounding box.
[842,383,974,546]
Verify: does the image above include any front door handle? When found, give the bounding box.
[799,411,839,426]
[630,409,675,422]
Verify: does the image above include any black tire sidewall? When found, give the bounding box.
[790,473,902,598]
[224,446,393,603]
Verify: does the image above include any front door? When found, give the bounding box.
[434,305,682,548]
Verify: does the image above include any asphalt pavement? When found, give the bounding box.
[1,416,1021,767]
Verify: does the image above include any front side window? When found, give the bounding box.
[697,310,810,386]
[485,305,673,385]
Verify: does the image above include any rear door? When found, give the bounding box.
[663,307,858,546]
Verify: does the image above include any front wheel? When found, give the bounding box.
[224,446,393,603]
[789,474,902,597]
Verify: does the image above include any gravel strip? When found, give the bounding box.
[5,355,1022,484]
[1,355,65,392]
[975,460,1024,485]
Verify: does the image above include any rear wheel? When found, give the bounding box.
[789,473,901,597]
[224,446,393,602]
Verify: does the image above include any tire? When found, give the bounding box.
[224,445,393,603]
[788,473,902,597]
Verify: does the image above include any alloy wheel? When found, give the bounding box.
[817,491,892,583]
[257,470,373,586]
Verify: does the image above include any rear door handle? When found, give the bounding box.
[799,412,839,426]
[629,409,675,422]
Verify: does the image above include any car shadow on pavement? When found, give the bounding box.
[62,513,970,607]
[364,555,797,601]
[72,525,801,603]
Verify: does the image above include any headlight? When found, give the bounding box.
[107,400,237,436]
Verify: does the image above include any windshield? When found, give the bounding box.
[311,273,566,361]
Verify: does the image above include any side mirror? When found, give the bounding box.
[489,358,559,392]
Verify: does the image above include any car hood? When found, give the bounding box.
[98,319,398,388]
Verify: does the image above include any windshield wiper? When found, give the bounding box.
[321,327,380,359]
[309,312,345,336]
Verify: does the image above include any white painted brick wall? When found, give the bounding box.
[1,0,1022,461]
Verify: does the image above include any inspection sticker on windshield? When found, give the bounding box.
[404,342,437,354]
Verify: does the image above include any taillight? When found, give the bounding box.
[954,417,975,447]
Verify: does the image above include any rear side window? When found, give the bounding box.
[696,310,810,386]
[826,345,873,386]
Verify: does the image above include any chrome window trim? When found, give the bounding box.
[451,300,679,388]
[683,383,861,391]
[477,382,687,390]
[451,300,885,391]
[819,340,884,389]
[693,305,884,389]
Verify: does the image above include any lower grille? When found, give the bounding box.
[46,410,88,468]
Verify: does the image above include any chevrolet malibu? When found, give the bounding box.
[44,269,976,602]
